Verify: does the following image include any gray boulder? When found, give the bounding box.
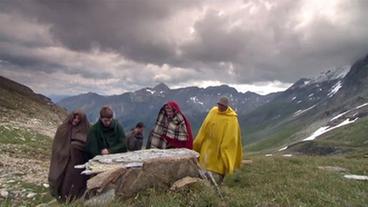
[82,148,203,203]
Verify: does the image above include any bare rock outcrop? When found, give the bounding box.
[81,148,203,204]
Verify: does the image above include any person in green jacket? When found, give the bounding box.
[86,106,127,158]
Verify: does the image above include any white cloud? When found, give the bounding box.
[229,81,292,95]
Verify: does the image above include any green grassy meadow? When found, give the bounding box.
[1,118,368,206]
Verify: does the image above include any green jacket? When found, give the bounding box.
[86,119,127,158]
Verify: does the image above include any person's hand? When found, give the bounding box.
[101,148,109,155]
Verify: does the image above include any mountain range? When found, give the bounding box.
[242,55,368,155]
[57,82,279,134]
[57,53,368,156]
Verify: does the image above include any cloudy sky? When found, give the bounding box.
[1,0,368,97]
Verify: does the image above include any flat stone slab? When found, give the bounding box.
[81,148,200,174]
[82,148,203,201]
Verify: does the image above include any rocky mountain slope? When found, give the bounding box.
[245,55,368,155]
[0,76,66,205]
[0,76,66,137]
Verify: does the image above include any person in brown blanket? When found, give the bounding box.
[48,111,90,202]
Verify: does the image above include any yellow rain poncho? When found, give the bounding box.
[194,106,243,175]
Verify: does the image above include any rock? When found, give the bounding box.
[7,180,15,183]
[241,160,253,164]
[170,177,202,191]
[0,189,9,198]
[84,188,115,207]
[87,167,127,192]
[84,149,203,201]
[26,192,37,198]
[282,154,293,157]
[42,183,49,188]
[344,174,368,181]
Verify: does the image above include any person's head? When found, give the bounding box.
[217,96,229,112]
[100,106,113,127]
[71,113,81,126]
[164,104,175,118]
[135,122,144,133]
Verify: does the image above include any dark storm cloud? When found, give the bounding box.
[0,42,112,79]
[0,0,199,65]
[181,0,368,82]
[1,0,368,95]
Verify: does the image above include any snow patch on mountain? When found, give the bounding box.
[330,111,349,121]
[303,118,358,141]
[146,89,155,94]
[356,103,368,109]
[293,105,316,117]
[189,96,204,105]
[279,146,288,151]
[311,66,350,83]
[328,81,342,97]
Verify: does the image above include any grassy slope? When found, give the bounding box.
[0,125,54,206]
[2,121,367,207]
[0,125,52,159]
[285,117,368,158]
[318,117,368,151]
[0,78,66,206]
[223,155,368,207]
[0,86,66,129]
[24,155,366,207]
[1,113,366,207]
[244,109,321,153]
[127,155,368,207]
[245,96,368,155]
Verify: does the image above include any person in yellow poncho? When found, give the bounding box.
[194,97,243,182]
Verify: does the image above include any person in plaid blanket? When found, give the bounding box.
[148,101,193,149]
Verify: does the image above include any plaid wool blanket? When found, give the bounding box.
[150,109,189,149]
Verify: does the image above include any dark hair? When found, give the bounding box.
[100,106,113,118]
[136,122,144,128]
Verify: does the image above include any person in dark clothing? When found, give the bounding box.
[86,106,127,158]
[48,110,90,202]
[126,122,144,151]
